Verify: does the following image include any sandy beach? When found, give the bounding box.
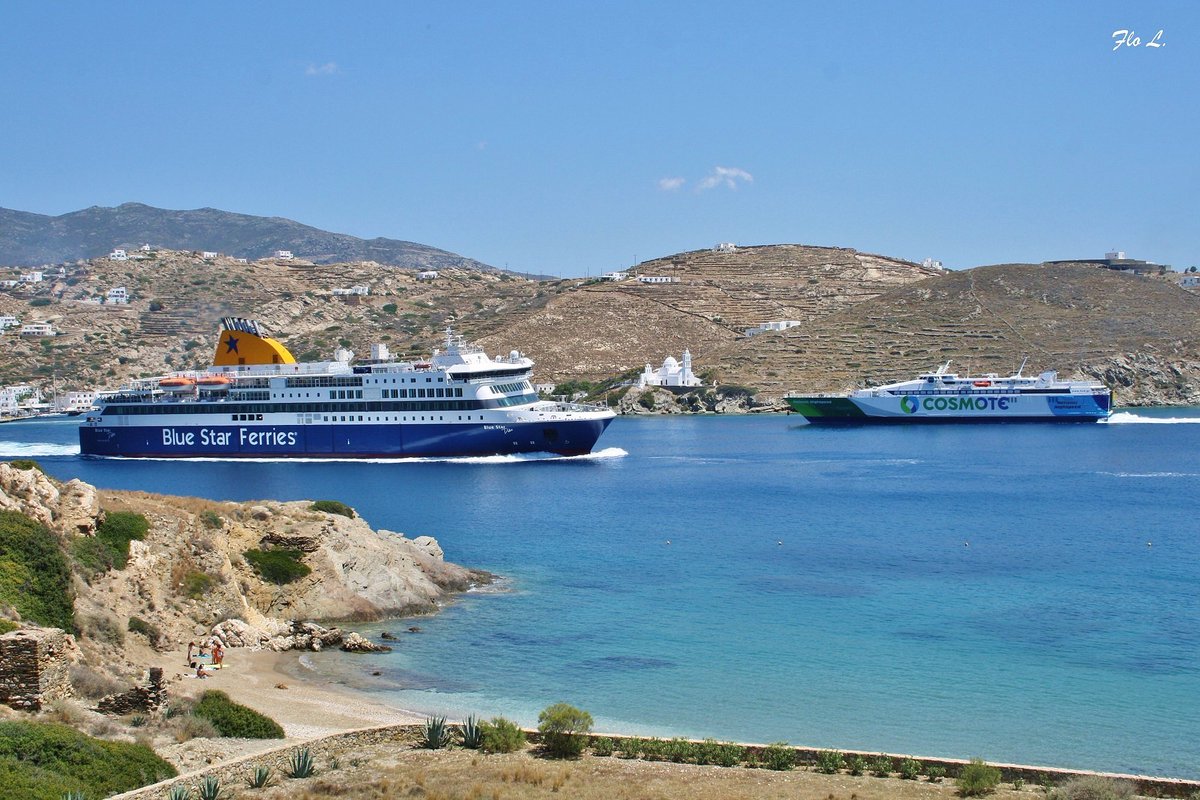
[166,645,421,739]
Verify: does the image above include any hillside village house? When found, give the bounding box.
[106,287,129,304]
[639,351,702,388]
[416,270,438,281]
[922,258,944,269]
[20,322,56,336]
[0,315,19,330]
[53,391,97,414]
[1180,275,1200,288]
[139,244,152,252]
[0,280,18,289]
[332,285,370,296]
[273,250,294,260]
[713,242,737,253]
[20,271,44,283]
[109,249,128,261]
[599,271,628,281]
[745,320,802,337]
[0,384,41,417]
[637,275,680,284]
[201,251,219,259]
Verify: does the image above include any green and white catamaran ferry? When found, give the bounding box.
[785,362,1111,425]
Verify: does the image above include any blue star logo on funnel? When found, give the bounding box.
[900,396,919,414]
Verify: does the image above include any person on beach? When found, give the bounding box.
[195,663,209,679]
[186,640,196,667]
[212,641,224,667]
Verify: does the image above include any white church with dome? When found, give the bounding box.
[638,350,703,388]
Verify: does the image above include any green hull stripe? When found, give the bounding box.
[785,397,868,418]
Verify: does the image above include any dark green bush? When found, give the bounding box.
[199,510,223,529]
[127,616,162,648]
[847,755,866,775]
[0,721,176,799]
[816,749,844,774]
[927,764,947,782]
[760,742,795,771]
[192,691,285,739]
[243,549,311,585]
[899,757,922,779]
[310,499,355,518]
[480,717,526,754]
[183,570,216,598]
[637,392,656,410]
[0,510,74,629]
[870,754,893,777]
[537,703,593,758]
[7,459,44,473]
[617,736,643,759]
[590,736,614,756]
[957,758,1002,796]
[29,297,52,307]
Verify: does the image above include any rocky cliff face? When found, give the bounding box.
[0,464,488,663]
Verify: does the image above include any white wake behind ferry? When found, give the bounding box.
[80,318,615,458]
[785,362,1111,424]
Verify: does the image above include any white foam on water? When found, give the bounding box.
[1104,412,1200,424]
[0,441,81,457]
[1100,471,1200,479]
[92,446,630,465]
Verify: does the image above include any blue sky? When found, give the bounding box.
[2,2,1197,275]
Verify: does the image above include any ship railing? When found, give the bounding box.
[533,401,611,413]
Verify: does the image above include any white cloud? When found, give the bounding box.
[305,62,340,77]
[657,176,686,191]
[697,166,753,191]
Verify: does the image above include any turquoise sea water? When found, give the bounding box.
[3,411,1199,777]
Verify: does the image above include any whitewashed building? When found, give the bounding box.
[0,384,39,416]
[20,322,56,336]
[713,242,737,253]
[599,271,628,281]
[1180,275,1200,288]
[332,285,370,296]
[637,275,679,284]
[139,243,153,252]
[922,258,944,270]
[201,251,219,259]
[106,287,129,304]
[535,382,556,395]
[0,315,19,330]
[745,320,802,337]
[273,250,294,260]
[20,271,44,283]
[109,249,128,261]
[1,280,18,289]
[53,391,98,414]
[638,350,702,388]
[416,270,439,281]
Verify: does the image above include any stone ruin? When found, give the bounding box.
[0,627,75,711]
[98,667,166,715]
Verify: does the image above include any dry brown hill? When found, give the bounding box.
[708,263,1200,405]
[2,246,1197,406]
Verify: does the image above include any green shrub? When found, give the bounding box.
[480,717,526,754]
[816,749,844,774]
[0,510,74,629]
[639,737,666,761]
[29,297,52,307]
[899,757,922,779]
[183,571,215,598]
[957,758,1002,796]
[760,742,795,771]
[243,549,311,585]
[0,721,176,799]
[590,736,614,756]
[637,392,656,410]
[0,618,18,634]
[927,764,947,782]
[73,511,149,575]
[847,755,867,776]
[1048,775,1137,800]
[192,691,284,739]
[127,616,162,647]
[382,303,397,314]
[664,737,692,763]
[870,754,893,777]
[309,500,355,518]
[199,510,223,529]
[8,459,44,473]
[617,736,643,759]
[537,702,593,758]
[711,742,744,768]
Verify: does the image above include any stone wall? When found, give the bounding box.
[0,627,75,711]
[98,667,166,715]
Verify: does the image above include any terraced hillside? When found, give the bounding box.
[709,263,1200,405]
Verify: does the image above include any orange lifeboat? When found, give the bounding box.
[973,380,992,387]
[197,375,232,390]
[159,376,196,392]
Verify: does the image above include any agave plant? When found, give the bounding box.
[246,764,274,788]
[286,747,317,779]
[167,786,194,800]
[196,775,223,800]
[420,715,451,749]
[460,714,483,749]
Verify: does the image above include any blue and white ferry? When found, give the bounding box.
[785,361,1111,424]
[79,318,615,458]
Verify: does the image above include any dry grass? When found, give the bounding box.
[250,747,1036,800]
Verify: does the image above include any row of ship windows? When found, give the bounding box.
[285,375,446,388]
[268,388,468,399]
[229,413,486,423]
[102,395,539,416]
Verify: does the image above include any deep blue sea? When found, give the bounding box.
[3,411,1199,777]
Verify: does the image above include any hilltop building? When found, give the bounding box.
[1045,251,1170,275]
[922,258,944,270]
[416,270,439,281]
[745,320,802,337]
[109,249,128,261]
[20,271,44,283]
[638,351,702,388]
[139,244,153,252]
[713,242,737,253]
[599,271,628,281]
[1179,275,1200,288]
[106,287,129,304]
[201,251,219,259]
[273,250,294,260]
[20,322,56,336]
[637,275,680,284]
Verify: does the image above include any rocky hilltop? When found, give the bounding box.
[0,202,499,272]
[2,242,1197,405]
